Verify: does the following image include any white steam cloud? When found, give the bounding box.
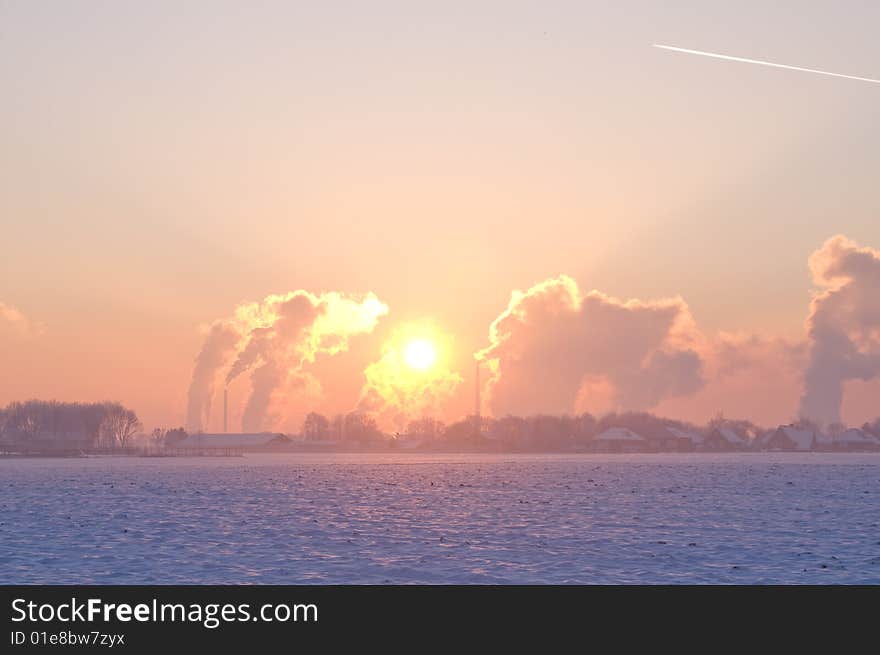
[477,275,704,417]
[0,302,42,337]
[186,291,388,432]
[799,235,880,425]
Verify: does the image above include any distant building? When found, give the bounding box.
[592,427,647,453]
[832,428,880,451]
[702,426,749,451]
[762,425,816,452]
[174,433,290,452]
[663,427,703,451]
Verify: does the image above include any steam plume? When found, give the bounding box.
[185,321,240,432]
[799,235,880,424]
[477,275,704,417]
[186,290,388,431]
[0,302,41,337]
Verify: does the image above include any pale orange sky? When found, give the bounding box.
[1,2,879,431]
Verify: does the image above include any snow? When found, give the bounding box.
[835,429,879,446]
[778,426,816,451]
[2,453,880,584]
[595,427,645,442]
[718,427,748,446]
[667,427,702,445]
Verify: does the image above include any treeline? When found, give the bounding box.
[148,426,188,449]
[302,411,383,444]
[301,410,880,450]
[418,412,715,450]
[301,410,718,449]
[0,400,142,450]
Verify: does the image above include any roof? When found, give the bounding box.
[595,427,645,442]
[716,426,748,445]
[175,433,290,448]
[754,430,775,446]
[667,427,703,444]
[777,426,815,451]
[835,429,879,445]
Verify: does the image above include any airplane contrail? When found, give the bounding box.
[654,44,880,85]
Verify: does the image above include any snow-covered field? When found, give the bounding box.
[2,453,880,584]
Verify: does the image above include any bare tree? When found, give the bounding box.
[303,412,330,441]
[150,428,167,448]
[99,403,142,448]
[7,401,44,441]
[405,417,444,441]
[341,412,383,443]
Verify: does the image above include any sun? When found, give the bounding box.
[403,338,437,371]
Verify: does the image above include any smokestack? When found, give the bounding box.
[223,387,228,433]
[474,359,481,437]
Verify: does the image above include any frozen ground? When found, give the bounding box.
[2,453,880,584]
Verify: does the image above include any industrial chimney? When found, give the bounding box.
[474,358,481,437]
[223,387,228,434]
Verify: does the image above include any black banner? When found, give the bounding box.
[2,585,878,650]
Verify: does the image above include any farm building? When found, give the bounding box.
[761,425,816,452]
[832,428,880,451]
[663,427,703,451]
[591,427,647,453]
[173,433,291,454]
[702,426,749,451]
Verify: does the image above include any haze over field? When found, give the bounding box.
[2,2,879,433]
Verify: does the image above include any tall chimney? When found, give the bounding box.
[474,358,481,436]
[223,387,228,434]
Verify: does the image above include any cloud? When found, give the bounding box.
[654,331,807,426]
[477,275,705,417]
[186,290,388,432]
[799,235,880,424]
[0,302,41,337]
[185,236,880,430]
[710,331,807,380]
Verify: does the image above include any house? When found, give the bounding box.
[664,427,703,451]
[832,428,880,452]
[591,427,647,453]
[702,426,749,451]
[762,425,816,452]
[173,433,291,452]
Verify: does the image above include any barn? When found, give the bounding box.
[762,425,816,452]
[702,426,749,451]
[832,428,880,451]
[591,427,647,453]
[664,427,703,451]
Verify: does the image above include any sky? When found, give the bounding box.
[1,1,878,432]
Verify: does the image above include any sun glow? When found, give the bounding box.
[360,323,463,427]
[403,338,437,370]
